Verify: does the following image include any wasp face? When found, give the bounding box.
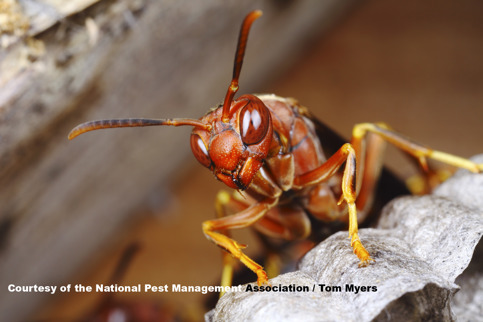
[190,94,273,190]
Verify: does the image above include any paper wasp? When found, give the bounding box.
[69,10,483,288]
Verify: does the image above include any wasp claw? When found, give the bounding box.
[358,257,375,268]
[256,270,269,286]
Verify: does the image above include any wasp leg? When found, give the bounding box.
[203,197,277,286]
[350,122,483,214]
[253,206,311,279]
[214,190,249,295]
[352,123,483,174]
[294,143,373,267]
[353,129,387,216]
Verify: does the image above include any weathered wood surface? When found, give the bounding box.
[0,0,355,320]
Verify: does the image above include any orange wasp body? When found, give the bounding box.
[69,11,483,287]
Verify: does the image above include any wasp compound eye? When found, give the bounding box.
[190,134,211,168]
[240,101,270,145]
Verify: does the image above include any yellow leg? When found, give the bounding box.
[347,203,373,266]
[214,191,235,295]
[203,198,277,287]
[295,143,373,266]
[214,190,248,295]
[352,123,483,173]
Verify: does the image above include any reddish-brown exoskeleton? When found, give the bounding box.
[69,10,483,288]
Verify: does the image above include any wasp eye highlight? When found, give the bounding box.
[190,134,211,168]
[240,101,270,145]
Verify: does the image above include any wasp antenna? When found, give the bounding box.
[221,10,263,123]
[68,118,211,140]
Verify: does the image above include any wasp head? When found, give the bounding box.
[190,94,272,190]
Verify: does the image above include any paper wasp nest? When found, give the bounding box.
[207,155,483,321]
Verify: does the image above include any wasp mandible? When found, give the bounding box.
[69,10,483,287]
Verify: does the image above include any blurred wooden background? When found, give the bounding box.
[1,0,482,321]
[1,0,355,321]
